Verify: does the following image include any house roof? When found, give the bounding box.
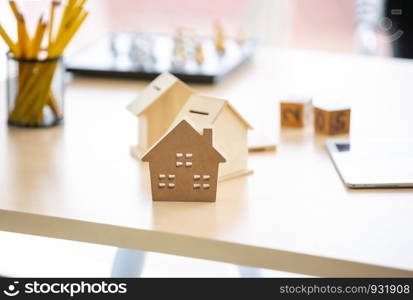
[175,94,253,129]
[126,73,193,116]
[141,119,226,163]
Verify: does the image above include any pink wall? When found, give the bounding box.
[101,0,357,52]
[101,0,252,34]
[289,0,357,52]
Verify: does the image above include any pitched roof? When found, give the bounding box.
[142,119,226,163]
[175,94,253,129]
[126,73,193,116]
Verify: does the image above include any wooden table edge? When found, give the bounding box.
[1,209,412,277]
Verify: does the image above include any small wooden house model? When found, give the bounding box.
[127,72,253,182]
[142,119,226,202]
[127,73,194,155]
[174,94,252,181]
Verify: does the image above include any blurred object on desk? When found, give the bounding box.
[65,32,256,83]
[355,0,393,56]
[355,0,413,59]
[384,0,413,59]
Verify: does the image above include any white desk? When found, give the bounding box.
[1,48,413,277]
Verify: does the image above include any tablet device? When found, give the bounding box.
[326,139,413,188]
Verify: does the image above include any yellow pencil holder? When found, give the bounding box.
[6,53,64,128]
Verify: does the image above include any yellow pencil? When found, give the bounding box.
[50,10,88,57]
[0,23,18,56]
[27,16,43,58]
[59,10,88,52]
[76,0,88,8]
[31,21,47,59]
[63,5,82,30]
[17,15,28,58]
[55,0,78,40]
[8,1,20,20]
[3,0,89,125]
[48,1,59,46]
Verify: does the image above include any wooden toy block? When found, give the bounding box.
[142,119,226,202]
[314,104,351,135]
[280,97,312,128]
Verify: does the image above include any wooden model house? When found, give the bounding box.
[127,72,253,181]
[127,73,194,155]
[174,94,252,181]
[142,119,226,202]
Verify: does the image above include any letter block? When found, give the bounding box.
[280,97,312,128]
[314,105,351,135]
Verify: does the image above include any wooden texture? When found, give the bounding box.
[1,49,413,276]
[127,73,194,154]
[280,97,312,127]
[129,77,253,181]
[314,104,351,135]
[142,120,226,202]
[175,94,252,181]
[248,145,276,153]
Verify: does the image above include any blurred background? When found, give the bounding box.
[1,0,411,80]
[0,0,411,277]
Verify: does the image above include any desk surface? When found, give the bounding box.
[1,48,413,277]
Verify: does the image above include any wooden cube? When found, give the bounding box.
[314,104,351,135]
[280,97,312,128]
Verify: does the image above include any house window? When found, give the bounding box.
[176,153,193,168]
[159,174,176,189]
[193,174,211,190]
[176,153,185,167]
[183,153,193,167]
[168,174,176,188]
[158,174,166,188]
